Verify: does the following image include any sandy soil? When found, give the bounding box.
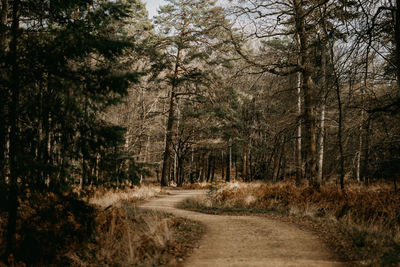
[140,190,346,267]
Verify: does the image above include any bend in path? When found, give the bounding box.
[140,190,346,267]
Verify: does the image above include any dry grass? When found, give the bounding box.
[68,203,204,266]
[89,184,164,208]
[182,181,400,265]
[180,182,214,190]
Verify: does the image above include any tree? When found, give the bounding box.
[228,0,321,185]
[155,0,231,186]
[1,0,142,259]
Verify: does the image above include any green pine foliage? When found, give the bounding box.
[0,0,150,261]
[0,0,146,194]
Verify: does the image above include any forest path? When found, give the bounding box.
[140,190,345,267]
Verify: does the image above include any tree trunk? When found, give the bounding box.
[249,148,253,182]
[273,139,284,183]
[318,102,326,182]
[242,147,247,181]
[0,49,7,184]
[206,153,212,182]
[156,167,160,182]
[234,154,238,181]
[356,130,361,182]
[173,151,177,183]
[202,151,207,182]
[295,33,303,185]
[266,138,279,180]
[296,69,303,184]
[226,147,230,182]
[395,0,400,92]
[161,48,182,187]
[294,0,317,187]
[221,151,225,180]
[361,118,370,184]
[357,39,371,184]
[6,0,21,258]
[331,44,345,190]
[199,151,204,182]
[211,155,215,182]
[275,143,284,182]
[229,143,232,173]
[318,38,328,183]
[177,158,183,187]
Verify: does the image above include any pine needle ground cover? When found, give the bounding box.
[181,181,400,265]
[0,186,204,266]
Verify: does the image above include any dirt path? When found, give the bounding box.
[140,190,346,267]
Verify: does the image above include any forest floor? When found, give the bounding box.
[140,190,347,266]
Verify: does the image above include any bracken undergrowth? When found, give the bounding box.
[1,185,202,266]
[182,181,400,265]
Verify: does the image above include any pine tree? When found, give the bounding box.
[154,0,231,186]
[1,0,143,259]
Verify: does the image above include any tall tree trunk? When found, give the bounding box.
[226,146,230,182]
[6,0,20,258]
[206,153,212,182]
[267,138,279,180]
[358,40,371,184]
[273,139,283,183]
[318,102,326,182]
[0,0,8,190]
[221,151,225,180]
[296,67,303,184]
[177,158,183,187]
[395,0,400,93]
[356,121,362,182]
[200,151,205,182]
[211,155,215,182]
[203,151,207,182]
[173,151,177,183]
[331,44,345,190]
[242,147,247,181]
[295,34,303,185]
[229,143,232,173]
[275,142,284,182]
[318,37,328,183]
[336,80,345,190]
[249,148,253,181]
[361,119,370,184]
[160,48,181,186]
[234,154,238,181]
[294,0,317,187]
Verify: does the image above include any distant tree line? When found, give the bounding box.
[121,0,400,190]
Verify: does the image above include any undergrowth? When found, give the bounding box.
[88,184,163,207]
[0,193,96,266]
[1,185,202,266]
[69,203,204,266]
[181,181,400,266]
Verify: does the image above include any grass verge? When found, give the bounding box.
[180,181,400,266]
[69,202,205,266]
